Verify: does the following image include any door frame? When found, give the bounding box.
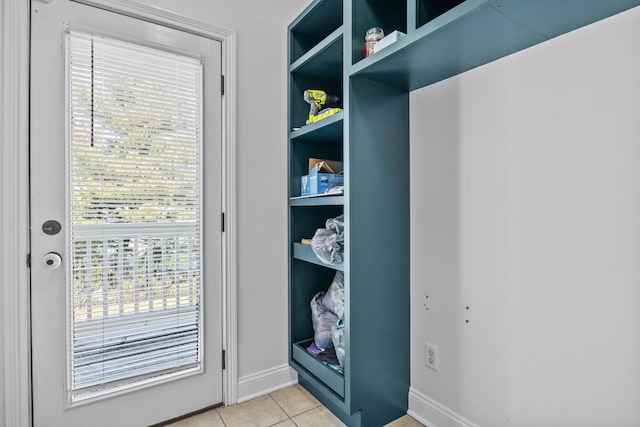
[1,1,238,425]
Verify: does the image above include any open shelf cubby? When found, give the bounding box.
[416,0,464,28]
[351,0,407,65]
[290,0,343,63]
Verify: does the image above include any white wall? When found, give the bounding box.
[409,6,640,427]
[0,305,4,426]
[1,0,5,418]
[128,0,309,391]
[0,0,4,413]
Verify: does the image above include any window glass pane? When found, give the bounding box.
[67,32,203,400]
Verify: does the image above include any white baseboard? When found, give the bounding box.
[408,387,480,427]
[236,364,298,403]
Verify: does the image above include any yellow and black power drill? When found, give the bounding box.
[304,89,342,125]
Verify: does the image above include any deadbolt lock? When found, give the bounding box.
[42,220,62,235]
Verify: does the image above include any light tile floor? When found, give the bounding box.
[164,384,426,427]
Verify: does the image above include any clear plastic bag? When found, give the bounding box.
[332,318,345,366]
[322,271,344,320]
[311,214,344,265]
[310,292,338,350]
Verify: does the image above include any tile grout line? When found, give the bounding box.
[267,393,295,426]
[289,404,323,420]
[215,407,229,427]
[267,389,323,426]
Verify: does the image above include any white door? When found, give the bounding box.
[30,1,223,426]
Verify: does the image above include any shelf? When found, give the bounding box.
[291,26,343,77]
[416,0,465,29]
[293,243,344,271]
[292,339,344,398]
[351,0,640,91]
[290,194,344,207]
[290,111,343,142]
[289,29,343,130]
[290,0,343,63]
[288,112,343,197]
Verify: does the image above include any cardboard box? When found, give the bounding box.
[373,30,407,54]
[301,158,344,196]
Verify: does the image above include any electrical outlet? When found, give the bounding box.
[425,343,438,371]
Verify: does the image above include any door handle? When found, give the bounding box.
[43,252,62,269]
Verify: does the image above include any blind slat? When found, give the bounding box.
[68,31,203,399]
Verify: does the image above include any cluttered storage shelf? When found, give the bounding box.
[289,0,409,423]
[288,0,640,426]
[288,0,352,421]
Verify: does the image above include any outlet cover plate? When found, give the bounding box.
[425,342,438,371]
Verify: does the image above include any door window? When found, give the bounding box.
[67,32,205,401]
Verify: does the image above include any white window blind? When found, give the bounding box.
[67,32,204,400]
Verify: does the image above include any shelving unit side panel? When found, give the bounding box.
[287,20,296,368]
[345,77,410,425]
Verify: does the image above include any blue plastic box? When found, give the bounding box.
[301,159,343,196]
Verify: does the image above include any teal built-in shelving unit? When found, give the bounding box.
[288,1,640,425]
